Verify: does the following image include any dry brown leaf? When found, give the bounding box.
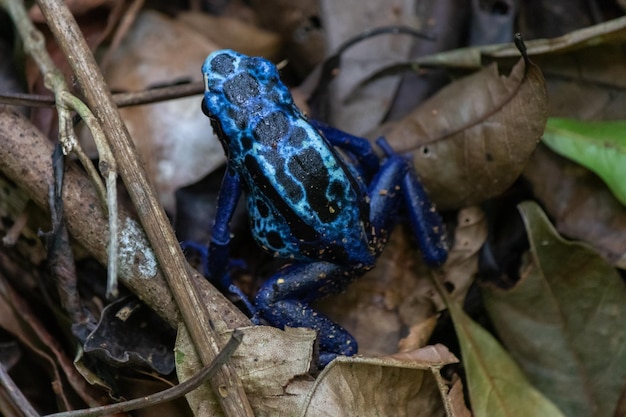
[178,326,457,417]
[384,57,547,209]
[437,206,487,306]
[410,16,626,120]
[176,325,316,417]
[177,12,283,60]
[447,378,472,417]
[398,315,438,353]
[247,0,325,78]
[523,144,626,268]
[413,206,486,313]
[302,347,457,417]
[410,16,626,70]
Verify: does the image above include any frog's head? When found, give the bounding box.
[202,49,293,117]
[201,50,301,157]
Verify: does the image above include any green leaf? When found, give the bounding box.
[542,118,626,205]
[482,201,626,417]
[436,280,565,417]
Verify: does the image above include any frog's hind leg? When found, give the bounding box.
[254,261,368,366]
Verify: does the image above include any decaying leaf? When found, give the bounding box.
[176,12,283,60]
[176,325,316,417]
[176,325,459,416]
[524,144,626,268]
[439,275,565,417]
[481,201,626,417]
[542,118,626,206]
[436,206,487,307]
[301,346,458,417]
[446,378,472,417]
[383,56,547,209]
[408,16,626,120]
[84,297,176,374]
[409,15,626,70]
[398,206,487,352]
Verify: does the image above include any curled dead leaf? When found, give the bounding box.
[301,347,458,417]
[418,206,487,315]
[384,57,548,209]
[177,325,316,417]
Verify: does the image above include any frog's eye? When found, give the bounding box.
[210,52,236,76]
[201,98,212,117]
[224,72,260,105]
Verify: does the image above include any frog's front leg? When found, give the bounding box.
[184,167,257,316]
[254,261,366,366]
[310,120,380,174]
[369,139,448,266]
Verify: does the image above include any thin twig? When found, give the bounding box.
[45,330,244,417]
[0,363,40,417]
[0,81,204,108]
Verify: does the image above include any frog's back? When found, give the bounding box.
[203,50,373,266]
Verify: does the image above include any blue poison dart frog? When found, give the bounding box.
[189,49,448,366]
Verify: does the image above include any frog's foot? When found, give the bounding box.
[181,240,257,317]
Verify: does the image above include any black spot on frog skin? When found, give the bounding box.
[275,166,304,203]
[266,91,282,105]
[241,135,253,150]
[256,199,270,218]
[328,180,345,201]
[210,53,235,76]
[289,126,308,148]
[227,107,248,131]
[224,72,260,105]
[253,112,290,146]
[244,154,319,242]
[259,150,304,204]
[266,231,285,249]
[287,148,340,223]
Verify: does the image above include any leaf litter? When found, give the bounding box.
[482,201,626,417]
[2,2,626,417]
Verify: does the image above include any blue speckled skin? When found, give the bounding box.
[199,50,448,366]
